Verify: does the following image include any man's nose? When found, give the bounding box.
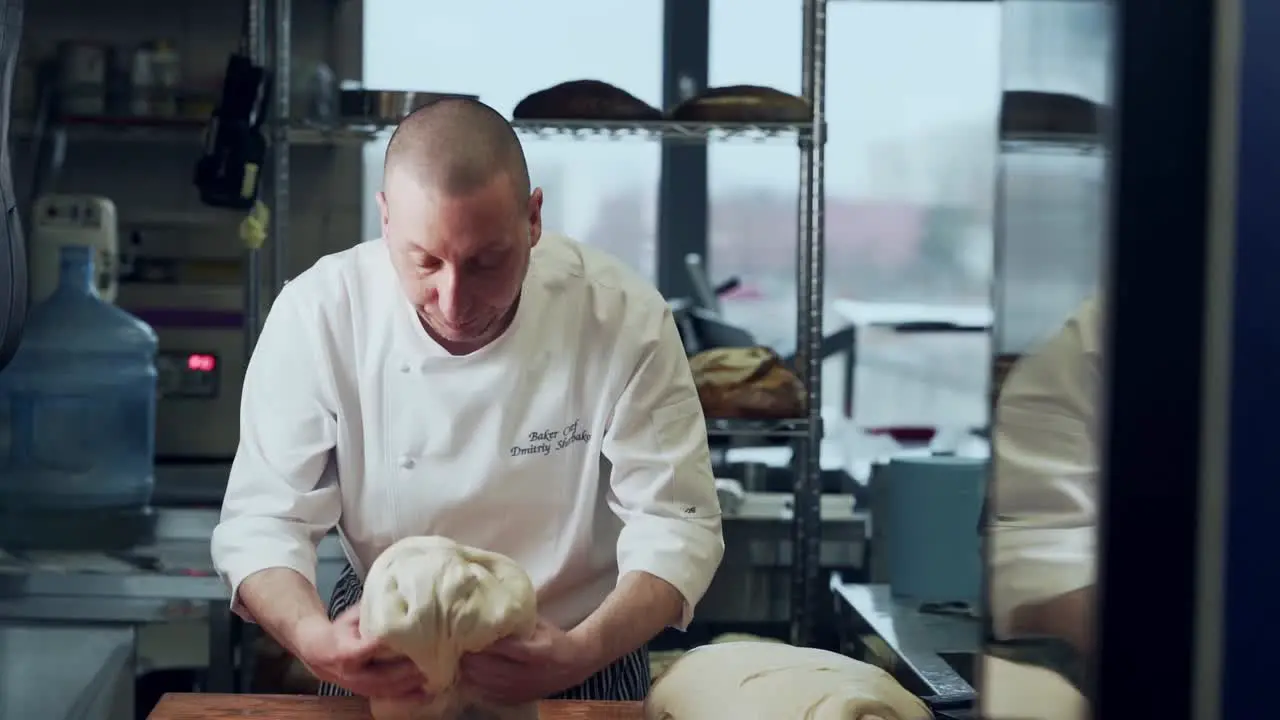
[435,269,470,322]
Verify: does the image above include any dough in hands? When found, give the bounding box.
[359,536,539,720]
[645,642,933,720]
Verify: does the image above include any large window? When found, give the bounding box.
[998,0,1112,350]
[709,1,1001,425]
[362,0,662,279]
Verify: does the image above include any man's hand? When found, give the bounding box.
[293,606,427,699]
[1011,585,1095,657]
[460,619,596,703]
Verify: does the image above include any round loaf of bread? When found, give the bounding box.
[670,85,812,123]
[513,80,662,121]
[690,346,806,419]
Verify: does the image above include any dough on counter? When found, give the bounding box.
[644,642,933,720]
[360,536,539,720]
[981,655,1088,720]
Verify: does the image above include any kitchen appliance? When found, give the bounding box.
[30,194,119,304]
[337,85,478,124]
[115,281,243,460]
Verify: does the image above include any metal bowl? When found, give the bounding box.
[338,89,481,125]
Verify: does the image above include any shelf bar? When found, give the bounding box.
[270,0,292,301]
[791,0,829,649]
[243,0,266,358]
[512,119,817,143]
[705,418,811,439]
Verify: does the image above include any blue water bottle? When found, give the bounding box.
[0,244,159,510]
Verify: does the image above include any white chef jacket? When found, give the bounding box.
[211,234,725,630]
[988,296,1101,638]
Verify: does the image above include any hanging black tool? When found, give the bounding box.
[0,0,27,371]
[193,8,271,211]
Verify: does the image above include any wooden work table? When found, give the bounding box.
[148,693,646,719]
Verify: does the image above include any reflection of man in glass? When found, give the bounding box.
[988,296,1100,675]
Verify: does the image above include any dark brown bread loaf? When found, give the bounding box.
[1000,90,1108,138]
[669,85,811,123]
[690,346,806,420]
[512,80,662,121]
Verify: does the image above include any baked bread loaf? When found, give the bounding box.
[1000,90,1107,138]
[690,346,806,419]
[512,80,661,121]
[669,85,811,123]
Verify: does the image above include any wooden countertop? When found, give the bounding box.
[148,693,645,719]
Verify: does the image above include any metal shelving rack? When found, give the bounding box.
[256,0,829,647]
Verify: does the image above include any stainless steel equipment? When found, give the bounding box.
[0,506,350,719]
[337,86,479,124]
[116,282,243,460]
[699,493,865,624]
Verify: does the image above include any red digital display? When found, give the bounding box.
[187,353,217,372]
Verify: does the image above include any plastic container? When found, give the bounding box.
[877,454,987,605]
[0,245,158,510]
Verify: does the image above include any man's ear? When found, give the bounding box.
[376,191,390,234]
[527,188,544,248]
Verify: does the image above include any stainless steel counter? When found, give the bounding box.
[0,508,347,624]
[704,493,867,623]
[0,624,135,720]
[830,577,979,709]
[0,507,348,720]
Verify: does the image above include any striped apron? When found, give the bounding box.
[317,564,651,700]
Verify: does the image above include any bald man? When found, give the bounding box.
[212,99,725,703]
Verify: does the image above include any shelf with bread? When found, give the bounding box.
[11,116,381,147]
[511,119,815,143]
[999,90,1106,153]
[510,80,819,144]
[692,347,812,441]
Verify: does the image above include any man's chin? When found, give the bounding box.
[430,318,490,342]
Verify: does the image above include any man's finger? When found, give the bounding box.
[344,634,387,661]
[481,638,535,661]
[460,653,522,683]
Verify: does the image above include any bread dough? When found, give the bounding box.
[981,655,1088,720]
[359,536,539,720]
[644,642,933,720]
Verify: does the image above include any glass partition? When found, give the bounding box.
[983,1,1112,718]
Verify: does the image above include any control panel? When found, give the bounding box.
[157,350,220,399]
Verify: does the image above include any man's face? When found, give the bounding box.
[378,171,543,349]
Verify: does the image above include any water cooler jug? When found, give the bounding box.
[0,245,158,544]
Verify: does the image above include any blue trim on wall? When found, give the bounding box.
[1223,2,1280,715]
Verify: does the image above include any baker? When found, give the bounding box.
[987,295,1101,685]
[211,98,725,703]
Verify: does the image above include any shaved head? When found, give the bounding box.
[376,97,544,356]
[383,97,531,201]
